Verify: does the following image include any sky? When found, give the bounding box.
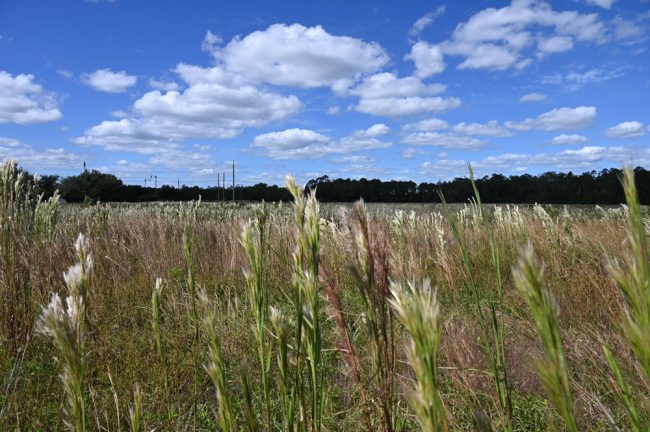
[1,0,649,186]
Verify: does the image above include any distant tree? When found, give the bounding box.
[48,166,648,204]
[36,175,60,198]
[59,170,123,202]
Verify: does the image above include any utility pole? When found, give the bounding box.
[217,173,220,201]
[154,175,158,189]
[83,161,87,173]
[177,179,180,189]
[144,178,147,188]
[232,160,235,202]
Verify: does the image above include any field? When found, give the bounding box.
[1,160,649,431]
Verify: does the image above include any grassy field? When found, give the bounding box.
[1,160,649,431]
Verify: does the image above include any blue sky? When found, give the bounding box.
[1,0,649,186]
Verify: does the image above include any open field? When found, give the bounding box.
[1,161,649,431]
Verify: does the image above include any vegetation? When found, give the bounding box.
[1,158,649,431]
[32,165,650,204]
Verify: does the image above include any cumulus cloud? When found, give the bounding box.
[605,121,646,139]
[73,64,301,153]
[401,118,511,138]
[148,149,218,171]
[332,154,374,164]
[81,69,138,93]
[421,145,649,178]
[406,0,607,76]
[402,147,432,159]
[1,136,82,171]
[585,0,615,9]
[351,72,459,117]
[148,78,180,91]
[251,124,392,159]
[537,35,574,54]
[401,118,449,132]
[519,92,547,102]
[214,23,389,88]
[350,72,446,99]
[550,133,589,145]
[354,123,390,138]
[405,41,446,78]
[0,71,62,124]
[450,120,513,137]
[506,106,597,131]
[401,132,486,150]
[356,96,461,117]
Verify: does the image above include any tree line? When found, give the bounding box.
[33,167,649,204]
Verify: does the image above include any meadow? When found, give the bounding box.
[1,159,649,431]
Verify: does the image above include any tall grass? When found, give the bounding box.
[439,164,512,430]
[2,158,649,431]
[241,204,272,431]
[512,243,578,432]
[36,233,93,432]
[389,279,447,432]
[603,168,650,431]
[1,160,59,348]
[199,288,236,431]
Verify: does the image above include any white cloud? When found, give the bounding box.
[550,133,589,145]
[251,125,391,159]
[81,69,137,93]
[0,136,82,171]
[421,145,650,178]
[115,160,149,171]
[201,30,222,54]
[354,123,390,138]
[565,69,622,85]
[542,68,625,90]
[537,35,574,54]
[148,78,180,91]
[519,92,547,102]
[401,118,511,137]
[148,149,217,171]
[585,0,615,9]
[405,41,446,78]
[450,120,513,137]
[506,106,597,131]
[401,132,486,150]
[73,64,301,153]
[605,121,646,139]
[0,71,62,124]
[326,106,341,115]
[401,118,449,132]
[408,1,607,74]
[110,110,129,118]
[356,96,461,117]
[612,15,646,41]
[408,6,446,39]
[402,147,431,159]
[350,72,446,99]
[215,23,389,88]
[451,43,522,71]
[57,69,73,79]
[333,154,374,164]
[351,72,459,117]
